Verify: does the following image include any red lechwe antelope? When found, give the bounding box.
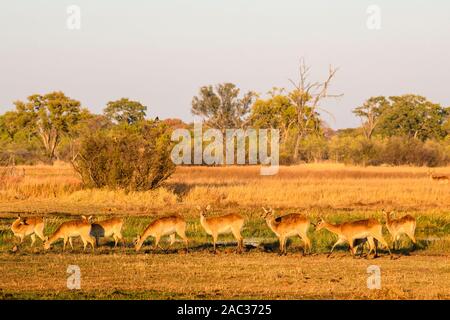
[90,217,124,247]
[428,169,449,184]
[316,218,391,258]
[44,215,95,251]
[135,215,188,252]
[11,214,47,247]
[198,205,245,253]
[383,209,416,250]
[261,207,311,255]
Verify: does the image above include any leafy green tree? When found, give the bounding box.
[353,96,389,139]
[191,83,255,132]
[250,88,297,142]
[13,91,82,160]
[442,107,450,136]
[377,95,448,141]
[0,111,22,141]
[104,98,147,125]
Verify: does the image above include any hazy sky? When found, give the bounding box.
[0,0,449,129]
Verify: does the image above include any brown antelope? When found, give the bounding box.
[135,215,188,252]
[428,169,449,184]
[43,215,95,251]
[316,218,391,258]
[261,207,311,255]
[198,205,244,253]
[90,217,124,247]
[383,209,416,250]
[11,214,47,247]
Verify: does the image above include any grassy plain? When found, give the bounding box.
[0,163,449,299]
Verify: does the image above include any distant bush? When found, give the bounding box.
[328,135,381,166]
[328,134,450,167]
[379,137,448,167]
[72,122,175,191]
[299,136,329,163]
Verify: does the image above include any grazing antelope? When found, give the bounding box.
[43,215,95,251]
[261,207,311,255]
[316,218,391,258]
[11,214,47,247]
[428,169,449,184]
[383,209,416,250]
[198,205,245,253]
[135,215,188,252]
[90,217,124,247]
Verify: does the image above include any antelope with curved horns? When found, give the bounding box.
[198,205,245,253]
[90,217,124,247]
[383,209,416,250]
[427,169,449,184]
[44,215,95,251]
[11,214,47,247]
[135,215,188,252]
[316,217,391,258]
[261,207,311,255]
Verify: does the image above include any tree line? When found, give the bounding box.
[1,61,449,189]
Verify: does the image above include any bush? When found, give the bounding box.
[328,135,381,166]
[73,122,175,191]
[329,134,450,167]
[299,136,328,162]
[380,137,448,166]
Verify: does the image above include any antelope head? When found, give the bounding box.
[315,217,326,231]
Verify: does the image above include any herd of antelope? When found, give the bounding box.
[8,205,417,258]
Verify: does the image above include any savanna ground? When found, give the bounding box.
[0,163,449,299]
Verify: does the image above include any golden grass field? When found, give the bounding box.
[0,163,449,299]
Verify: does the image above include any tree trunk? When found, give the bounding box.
[293,131,305,163]
[37,126,59,161]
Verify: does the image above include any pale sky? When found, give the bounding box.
[0,0,449,129]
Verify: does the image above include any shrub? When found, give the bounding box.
[380,137,448,167]
[72,122,175,191]
[299,136,328,162]
[328,135,381,166]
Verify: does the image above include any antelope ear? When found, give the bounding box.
[206,205,211,211]
[88,215,93,221]
[81,215,87,220]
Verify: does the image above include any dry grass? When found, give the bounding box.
[0,252,449,299]
[0,163,449,216]
[0,163,449,300]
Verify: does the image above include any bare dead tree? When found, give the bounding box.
[288,58,342,161]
